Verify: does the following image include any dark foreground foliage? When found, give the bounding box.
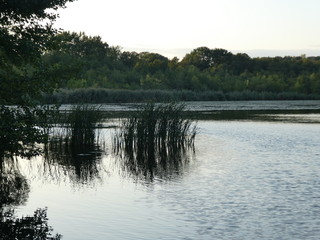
[0,0,75,160]
[0,208,61,240]
[0,105,58,159]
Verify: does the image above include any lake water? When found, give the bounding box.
[11,101,320,239]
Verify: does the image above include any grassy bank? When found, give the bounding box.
[42,88,320,104]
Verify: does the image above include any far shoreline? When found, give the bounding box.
[42,88,320,104]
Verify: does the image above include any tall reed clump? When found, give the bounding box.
[113,103,197,179]
[116,103,196,151]
[60,105,103,147]
[43,105,104,184]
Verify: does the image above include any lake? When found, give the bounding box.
[10,101,320,239]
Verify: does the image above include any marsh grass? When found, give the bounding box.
[51,105,103,147]
[115,103,197,151]
[113,103,197,180]
[43,105,105,184]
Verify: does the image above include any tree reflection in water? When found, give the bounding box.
[0,158,29,207]
[0,157,61,240]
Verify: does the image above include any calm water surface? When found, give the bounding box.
[15,101,320,239]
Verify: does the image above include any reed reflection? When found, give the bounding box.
[39,105,106,185]
[114,142,195,181]
[43,139,104,185]
[113,103,197,181]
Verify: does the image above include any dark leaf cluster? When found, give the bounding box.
[0,208,61,240]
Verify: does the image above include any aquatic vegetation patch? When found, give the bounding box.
[115,103,197,149]
[51,105,103,147]
[113,102,197,180]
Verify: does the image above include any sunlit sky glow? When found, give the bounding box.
[54,0,320,59]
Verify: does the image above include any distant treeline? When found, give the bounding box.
[42,31,320,102]
[43,88,319,104]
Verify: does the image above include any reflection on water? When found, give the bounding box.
[62,100,320,112]
[13,120,320,240]
[0,207,62,240]
[6,101,320,239]
[183,100,320,111]
[0,158,29,207]
[177,121,320,239]
[0,157,61,239]
[111,102,197,182]
[59,100,320,123]
[196,109,320,122]
[256,113,320,123]
[113,141,195,182]
[43,140,105,185]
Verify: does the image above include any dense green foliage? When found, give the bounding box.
[0,0,75,104]
[43,32,320,100]
[0,0,75,158]
[0,105,57,159]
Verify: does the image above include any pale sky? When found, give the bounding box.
[54,0,320,59]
